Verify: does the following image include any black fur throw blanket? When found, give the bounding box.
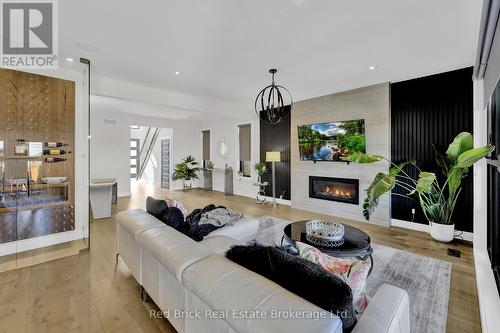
[226,244,357,332]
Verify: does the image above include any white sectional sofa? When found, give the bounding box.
[116,209,410,333]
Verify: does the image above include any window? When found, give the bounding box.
[202,130,210,168]
[238,124,251,177]
[130,138,140,178]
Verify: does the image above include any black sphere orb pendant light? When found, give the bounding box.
[254,69,293,125]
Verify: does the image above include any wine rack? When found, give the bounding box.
[0,68,75,246]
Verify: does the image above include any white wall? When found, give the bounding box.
[131,127,173,187]
[202,117,260,199]
[91,106,202,196]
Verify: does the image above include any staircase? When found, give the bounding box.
[137,127,160,179]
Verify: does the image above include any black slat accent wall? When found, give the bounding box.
[390,67,474,232]
[260,108,291,200]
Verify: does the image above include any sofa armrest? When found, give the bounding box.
[353,284,410,333]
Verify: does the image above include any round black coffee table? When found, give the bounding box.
[282,220,373,274]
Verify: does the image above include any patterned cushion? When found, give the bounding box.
[296,242,370,313]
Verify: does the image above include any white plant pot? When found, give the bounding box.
[430,222,455,243]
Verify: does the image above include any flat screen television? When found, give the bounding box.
[297,119,366,161]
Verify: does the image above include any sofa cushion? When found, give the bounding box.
[199,235,244,255]
[226,244,357,332]
[146,196,169,220]
[137,226,212,282]
[206,216,260,243]
[116,209,166,240]
[182,254,343,333]
[296,241,370,313]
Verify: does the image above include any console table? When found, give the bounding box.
[203,168,233,195]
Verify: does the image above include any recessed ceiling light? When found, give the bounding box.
[369,66,376,70]
[65,57,74,63]
[175,71,181,76]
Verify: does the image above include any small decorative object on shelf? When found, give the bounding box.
[305,220,345,247]
[15,139,28,156]
[28,161,42,181]
[28,142,43,157]
[205,161,214,170]
[40,177,67,184]
[44,142,68,148]
[43,148,69,155]
[45,157,67,163]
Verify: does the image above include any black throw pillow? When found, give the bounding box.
[146,196,169,220]
[226,244,356,332]
[164,207,185,231]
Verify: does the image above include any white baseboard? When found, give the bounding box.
[118,192,131,197]
[391,218,473,242]
[253,197,292,206]
[0,230,83,256]
[274,197,292,206]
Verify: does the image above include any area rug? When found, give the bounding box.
[255,216,452,333]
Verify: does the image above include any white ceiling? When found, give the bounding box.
[91,95,222,121]
[61,0,482,110]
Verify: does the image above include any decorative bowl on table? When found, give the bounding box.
[40,176,67,184]
[305,220,345,247]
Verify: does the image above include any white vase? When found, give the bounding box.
[430,222,455,242]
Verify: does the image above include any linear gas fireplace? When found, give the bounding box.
[309,176,359,205]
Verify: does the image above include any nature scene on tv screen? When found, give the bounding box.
[298,119,366,161]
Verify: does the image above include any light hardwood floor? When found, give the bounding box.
[0,183,481,332]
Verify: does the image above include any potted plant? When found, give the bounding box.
[172,155,200,190]
[254,162,268,183]
[348,132,494,242]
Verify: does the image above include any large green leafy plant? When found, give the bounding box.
[348,132,494,224]
[172,155,200,181]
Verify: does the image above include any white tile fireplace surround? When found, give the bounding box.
[291,83,390,226]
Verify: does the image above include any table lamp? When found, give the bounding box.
[266,151,281,206]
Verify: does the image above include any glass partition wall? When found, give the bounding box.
[0,67,89,272]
